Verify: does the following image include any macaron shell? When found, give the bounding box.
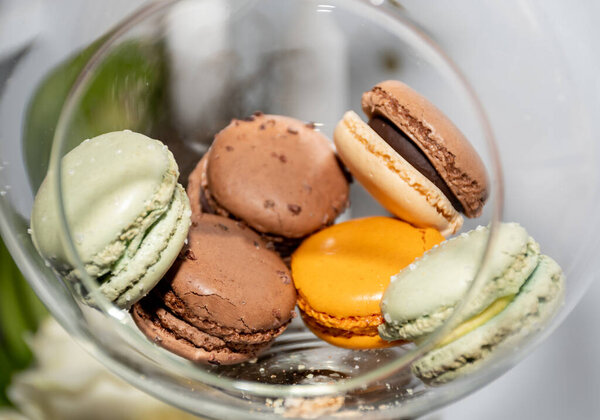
[166,214,296,332]
[412,254,565,384]
[293,217,444,319]
[31,131,178,274]
[362,80,488,218]
[206,114,349,238]
[379,223,540,341]
[132,297,270,365]
[334,111,462,236]
[99,185,191,307]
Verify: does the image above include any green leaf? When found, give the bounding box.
[24,38,168,191]
[0,238,47,407]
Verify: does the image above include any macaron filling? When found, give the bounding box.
[362,82,489,218]
[429,294,515,348]
[368,115,464,213]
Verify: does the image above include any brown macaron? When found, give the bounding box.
[131,214,297,365]
[361,80,488,218]
[188,113,350,257]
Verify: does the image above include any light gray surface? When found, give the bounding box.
[424,277,600,420]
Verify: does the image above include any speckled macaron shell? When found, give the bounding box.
[379,223,540,341]
[362,80,489,218]
[30,130,191,308]
[334,111,462,236]
[206,114,349,238]
[412,255,565,385]
[164,214,297,333]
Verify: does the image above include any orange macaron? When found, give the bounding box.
[291,216,444,349]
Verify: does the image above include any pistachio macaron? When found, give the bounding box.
[334,80,488,236]
[291,217,444,349]
[378,223,564,384]
[30,131,191,308]
[413,255,565,384]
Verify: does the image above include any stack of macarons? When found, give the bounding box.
[31,111,352,365]
[290,80,491,350]
[29,79,565,381]
[288,80,564,385]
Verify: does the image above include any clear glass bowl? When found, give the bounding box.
[0,1,598,418]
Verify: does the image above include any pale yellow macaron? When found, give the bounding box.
[334,110,462,236]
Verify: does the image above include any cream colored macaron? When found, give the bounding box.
[334,80,489,235]
[334,110,462,236]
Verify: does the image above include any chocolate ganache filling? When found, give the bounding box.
[368,116,464,213]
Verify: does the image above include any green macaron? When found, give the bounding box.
[379,223,541,341]
[30,130,191,308]
[378,223,565,384]
[412,255,565,384]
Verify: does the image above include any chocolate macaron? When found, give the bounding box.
[131,214,297,365]
[335,80,488,235]
[188,113,350,257]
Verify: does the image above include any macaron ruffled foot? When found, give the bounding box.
[30,131,192,309]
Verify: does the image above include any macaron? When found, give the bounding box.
[379,223,540,341]
[413,255,565,385]
[188,112,350,257]
[378,223,564,384]
[131,214,297,365]
[334,80,488,236]
[30,131,191,308]
[291,217,444,349]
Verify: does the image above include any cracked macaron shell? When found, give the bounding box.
[30,130,191,307]
[412,254,565,385]
[362,80,489,218]
[379,223,541,341]
[205,113,350,238]
[159,214,296,333]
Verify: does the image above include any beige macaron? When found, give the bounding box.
[334,81,488,235]
[334,111,461,236]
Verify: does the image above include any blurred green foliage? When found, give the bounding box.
[0,238,47,407]
[24,38,168,191]
[4,34,168,407]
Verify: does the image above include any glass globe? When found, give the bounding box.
[0,1,598,418]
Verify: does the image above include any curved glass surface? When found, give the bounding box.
[0,1,598,418]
